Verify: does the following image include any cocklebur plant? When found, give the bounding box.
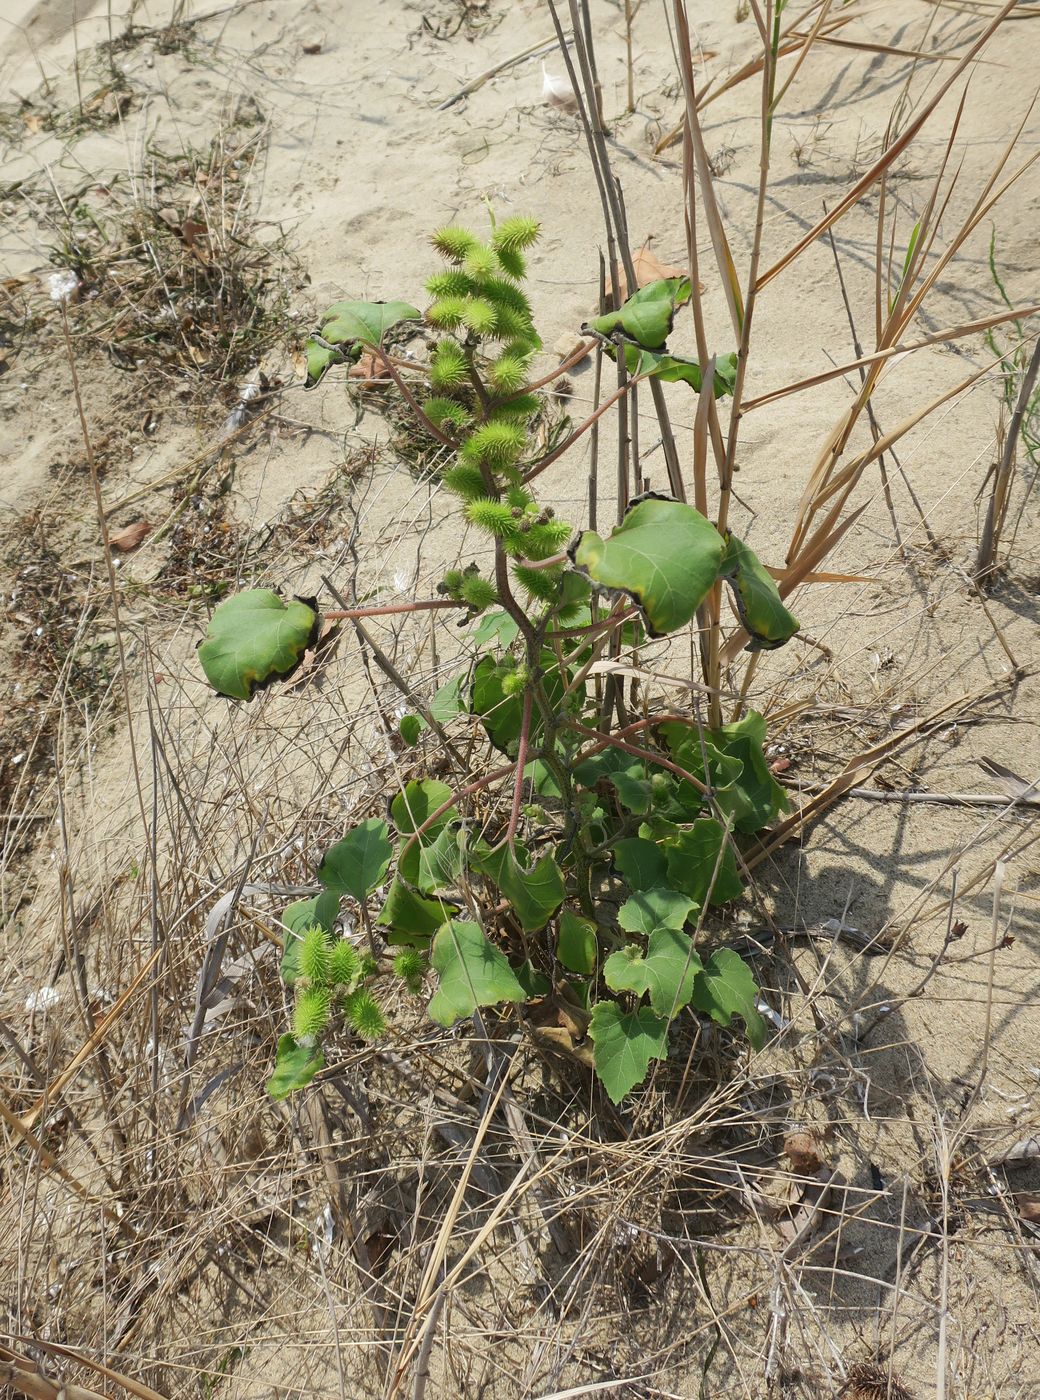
[198,213,801,1103]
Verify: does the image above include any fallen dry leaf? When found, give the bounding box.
[1016,1193,1040,1225]
[609,240,704,304]
[348,350,392,385]
[108,520,152,551]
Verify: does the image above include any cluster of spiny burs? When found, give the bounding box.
[424,216,577,622]
[292,925,425,1046]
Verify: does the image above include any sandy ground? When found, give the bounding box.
[2,1,1040,1397]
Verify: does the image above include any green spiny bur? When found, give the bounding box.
[489,353,528,393]
[431,224,477,262]
[427,297,466,330]
[466,498,520,540]
[343,989,386,1041]
[426,269,473,298]
[462,244,497,281]
[491,215,540,254]
[442,463,486,500]
[423,397,472,431]
[462,420,526,467]
[430,340,468,390]
[513,564,563,601]
[294,987,331,1041]
[459,574,498,610]
[329,940,362,987]
[494,247,526,280]
[300,925,332,984]
[393,949,425,981]
[461,298,498,336]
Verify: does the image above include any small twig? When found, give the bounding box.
[841,786,1040,810]
[323,599,461,620]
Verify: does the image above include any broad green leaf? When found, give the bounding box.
[589,1000,669,1103]
[304,336,345,387]
[319,298,422,349]
[665,819,744,907]
[691,948,765,1049]
[415,824,465,893]
[280,890,339,985]
[471,651,565,755]
[198,589,318,701]
[470,610,520,649]
[392,780,455,887]
[524,757,563,799]
[611,341,738,399]
[617,887,696,936]
[573,498,725,637]
[573,749,652,814]
[399,714,422,746]
[427,920,525,1026]
[429,673,466,724]
[586,277,692,350]
[267,1033,324,1100]
[514,959,551,998]
[604,927,704,1018]
[718,533,800,652]
[318,819,393,901]
[376,880,453,948]
[471,843,565,933]
[709,710,789,834]
[558,909,598,974]
[612,837,668,892]
[658,722,744,823]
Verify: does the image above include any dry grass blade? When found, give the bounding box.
[2,1342,167,1400]
[756,0,1020,289]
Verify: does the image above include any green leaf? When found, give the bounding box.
[612,837,668,892]
[612,342,738,399]
[267,1033,324,1100]
[319,298,422,349]
[691,948,765,1049]
[429,673,467,724]
[470,610,520,649]
[574,749,653,814]
[558,909,598,974]
[399,714,422,746]
[708,710,789,834]
[198,589,318,701]
[415,824,465,894]
[658,722,744,822]
[318,819,393,901]
[718,533,800,652]
[604,927,704,1018]
[280,890,339,985]
[392,780,455,887]
[471,651,565,755]
[471,843,565,933]
[514,959,551,998]
[586,277,692,350]
[617,887,696,936]
[573,497,725,637]
[376,880,453,948]
[427,920,525,1026]
[589,1001,669,1103]
[665,819,744,907]
[304,336,345,387]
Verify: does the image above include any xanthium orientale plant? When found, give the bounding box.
[197,212,800,1104]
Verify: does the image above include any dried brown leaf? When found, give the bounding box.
[108,520,152,552]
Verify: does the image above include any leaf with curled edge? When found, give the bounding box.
[198,589,319,701]
[572,496,725,637]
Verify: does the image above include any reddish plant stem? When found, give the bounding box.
[369,345,453,445]
[546,604,636,641]
[324,599,460,620]
[506,338,597,398]
[503,690,534,848]
[564,718,709,794]
[397,764,517,866]
[522,375,644,486]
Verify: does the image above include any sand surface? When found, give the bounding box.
[2,1,1040,1396]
